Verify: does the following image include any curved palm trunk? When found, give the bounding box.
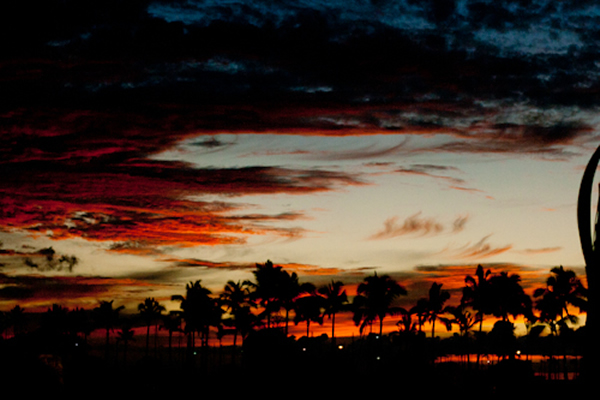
[577,145,600,383]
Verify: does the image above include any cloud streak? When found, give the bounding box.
[369,213,469,240]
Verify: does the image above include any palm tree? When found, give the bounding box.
[410,298,429,333]
[280,270,315,335]
[293,292,326,337]
[246,260,289,329]
[8,305,26,337]
[138,297,165,357]
[220,280,253,347]
[396,308,417,334]
[172,280,214,354]
[42,303,69,337]
[161,312,182,364]
[462,265,493,365]
[446,304,480,364]
[0,311,6,339]
[352,272,407,336]
[426,282,451,339]
[488,271,531,323]
[534,266,587,380]
[462,265,493,334]
[318,280,349,345]
[67,307,93,342]
[117,323,135,366]
[534,266,587,320]
[93,300,125,359]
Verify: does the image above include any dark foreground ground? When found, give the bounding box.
[0,330,590,398]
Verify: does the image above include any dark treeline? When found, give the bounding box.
[0,262,589,396]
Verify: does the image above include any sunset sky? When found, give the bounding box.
[0,1,597,335]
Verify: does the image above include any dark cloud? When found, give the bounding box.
[1,0,599,258]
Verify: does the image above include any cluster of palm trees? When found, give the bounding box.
[0,262,588,369]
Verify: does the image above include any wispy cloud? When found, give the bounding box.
[369,213,468,240]
[519,246,562,255]
[395,164,465,186]
[450,235,513,259]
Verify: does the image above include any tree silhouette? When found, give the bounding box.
[8,305,26,337]
[117,323,135,366]
[247,260,285,329]
[534,266,587,380]
[67,307,93,342]
[534,266,587,323]
[93,300,125,359]
[462,265,493,335]
[318,280,349,345]
[138,297,165,357]
[172,280,214,354]
[352,272,407,336]
[446,304,480,364]
[396,308,417,334]
[42,303,69,337]
[0,311,6,339]
[247,260,312,332]
[161,312,182,364]
[293,291,325,337]
[219,280,253,348]
[410,298,429,334]
[488,271,531,323]
[280,270,315,335]
[426,282,451,339]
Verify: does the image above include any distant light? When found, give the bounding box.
[376,356,381,361]
[302,348,306,352]
[338,345,344,350]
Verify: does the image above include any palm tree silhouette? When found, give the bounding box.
[247,260,288,329]
[42,303,69,337]
[93,300,125,359]
[0,311,6,339]
[410,298,429,334]
[161,312,182,364]
[172,280,214,355]
[488,271,531,323]
[463,265,493,334]
[117,323,135,366]
[446,304,480,364]
[293,291,325,337]
[318,280,349,345]
[463,265,493,365]
[534,266,587,320]
[280,270,315,335]
[396,308,417,334]
[352,272,407,336]
[426,282,451,339]
[8,305,26,337]
[138,297,165,357]
[534,266,587,380]
[220,280,253,348]
[67,307,93,343]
